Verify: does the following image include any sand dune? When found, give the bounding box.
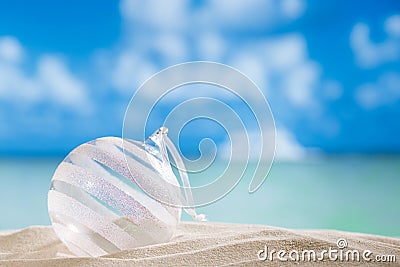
[1,222,399,266]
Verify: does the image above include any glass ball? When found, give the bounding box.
[48,128,182,257]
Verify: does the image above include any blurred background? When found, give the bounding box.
[0,0,399,236]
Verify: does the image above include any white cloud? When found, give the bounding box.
[275,127,307,161]
[229,53,270,94]
[197,33,226,61]
[243,34,321,108]
[111,51,157,93]
[262,34,307,71]
[0,62,37,102]
[24,1,315,121]
[0,37,91,114]
[104,0,193,93]
[281,0,306,20]
[350,17,400,68]
[206,0,274,28]
[227,33,321,109]
[113,0,317,109]
[120,0,189,32]
[384,14,400,38]
[0,36,23,63]
[284,61,320,106]
[219,127,308,162]
[37,56,91,112]
[0,41,42,104]
[152,33,188,63]
[355,72,400,109]
[204,0,306,30]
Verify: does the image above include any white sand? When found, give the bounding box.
[0,222,399,266]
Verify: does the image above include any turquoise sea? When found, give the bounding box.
[0,156,399,237]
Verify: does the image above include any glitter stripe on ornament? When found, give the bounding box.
[50,179,157,245]
[50,179,120,218]
[53,159,179,226]
[51,161,177,243]
[48,190,139,250]
[71,138,182,216]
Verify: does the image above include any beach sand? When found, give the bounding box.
[0,222,399,266]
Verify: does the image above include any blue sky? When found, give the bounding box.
[0,0,399,157]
